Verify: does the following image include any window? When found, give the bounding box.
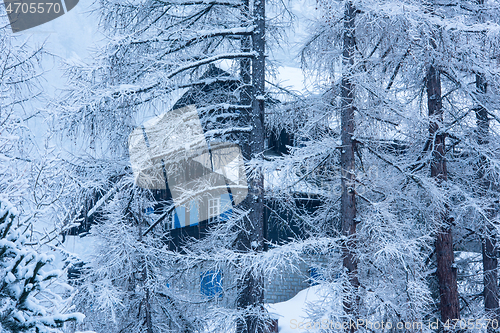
[143,207,154,215]
[200,270,223,298]
[208,197,220,219]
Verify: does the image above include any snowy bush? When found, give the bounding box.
[0,199,84,333]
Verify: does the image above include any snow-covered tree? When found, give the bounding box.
[0,22,42,208]
[268,0,500,330]
[54,0,278,331]
[0,4,78,250]
[0,11,85,333]
[0,199,83,333]
[50,0,500,331]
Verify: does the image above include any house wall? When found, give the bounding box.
[264,254,330,304]
[166,188,330,304]
[172,254,331,306]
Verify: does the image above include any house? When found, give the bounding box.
[65,66,330,306]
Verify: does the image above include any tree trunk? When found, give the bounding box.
[236,0,265,332]
[475,72,499,324]
[138,214,154,333]
[427,64,460,327]
[483,233,499,321]
[340,2,359,332]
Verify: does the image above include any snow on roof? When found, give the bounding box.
[264,169,328,197]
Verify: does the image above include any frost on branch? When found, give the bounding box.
[0,199,84,333]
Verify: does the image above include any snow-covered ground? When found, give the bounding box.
[266,285,339,333]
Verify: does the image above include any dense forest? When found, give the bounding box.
[1,0,500,332]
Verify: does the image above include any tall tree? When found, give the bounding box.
[339,1,359,330]
[286,0,438,328]
[473,0,499,322]
[427,63,461,325]
[235,0,266,331]
[476,70,499,326]
[56,0,272,331]
[0,19,84,333]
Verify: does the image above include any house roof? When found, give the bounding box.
[172,65,239,110]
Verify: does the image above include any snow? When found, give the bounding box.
[197,26,255,36]
[64,235,95,263]
[117,84,140,92]
[5,272,16,283]
[0,197,18,217]
[266,285,335,333]
[264,169,329,197]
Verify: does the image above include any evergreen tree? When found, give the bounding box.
[55,0,278,331]
[283,0,500,329]
[0,199,83,333]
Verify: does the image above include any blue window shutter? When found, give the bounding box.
[173,212,181,229]
[189,200,199,226]
[173,206,186,229]
[178,206,186,227]
[220,193,233,221]
[200,270,223,298]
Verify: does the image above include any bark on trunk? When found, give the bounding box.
[475,73,499,324]
[427,64,460,327]
[474,0,498,321]
[340,2,359,332]
[483,235,499,320]
[138,215,154,333]
[236,0,265,332]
